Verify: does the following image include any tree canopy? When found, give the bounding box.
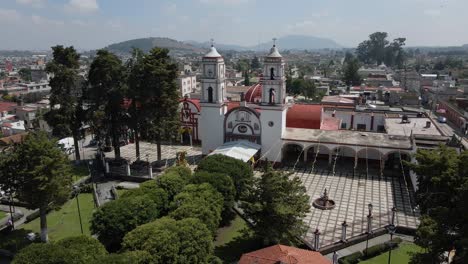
[196,154,253,200]
[45,45,84,160]
[0,131,72,242]
[87,49,127,159]
[170,183,224,233]
[407,146,468,263]
[13,235,107,264]
[90,195,162,251]
[241,167,310,245]
[342,55,362,86]
[122,217,214,264]
[356,32,406,68]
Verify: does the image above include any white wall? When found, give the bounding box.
[200,104,226,154]
[260,107,287,162]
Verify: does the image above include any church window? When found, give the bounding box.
[208,87,213,103]
[268,121,274,127]
[269,88,276,104]
[270,67,275,80]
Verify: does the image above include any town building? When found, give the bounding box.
[177,74,197,97]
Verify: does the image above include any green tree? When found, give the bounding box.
[125,48,145,160]
[407,147,468,263]
[88,49,127,159]
[90,195,161,251]
[157,171,190,200]
[251,56,261,69]
[301,79,316,100]
[192,171,236,224]
[244,71,250,86]
[356,32,406,67]
[18,68,32,82]
[236,58,250,72]
[135,48,180,161]
[342,58,362,86]
[13,235,106,264]
[93,251,152,264]
[241,167,311,245]
[170,183,224,233]
[120,183,169,213]
[0,132,72,242]
[196,154,253,200]
[122,217,214,264]
[44,45,84,160]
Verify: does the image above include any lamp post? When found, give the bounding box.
[313,229,321,251]
[341,221,348,242]
[73,186,84,234]
[386,224,397,264]
[332,251,338,264]
[391,207,397,225]
[365,203,373,256]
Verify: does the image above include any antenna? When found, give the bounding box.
[210,38,214,47]
[272,38,277,47]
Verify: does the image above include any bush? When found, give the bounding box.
[157,172,189,200]
[363,244,386,259]
[120,184,169,213]
[78,183,93,193]
[92,250,152,264]
[165,166,192,181]
[90,195,161,251]
[192,171,236,224]
[196,154,253,199]
[338,251,362,264]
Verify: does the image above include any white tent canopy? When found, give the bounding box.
[209,141,261,162]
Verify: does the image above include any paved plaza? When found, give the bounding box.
[106,142,203,166]
[283,162,419,248]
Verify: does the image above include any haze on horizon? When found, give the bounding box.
[0,0,466,50]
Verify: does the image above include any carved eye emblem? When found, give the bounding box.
[238,125,248,133]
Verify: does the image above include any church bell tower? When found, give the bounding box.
[199,43,227,155]
[260,40,288,162]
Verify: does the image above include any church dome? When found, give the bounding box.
[204,46,222,58]
[267,45,282,58]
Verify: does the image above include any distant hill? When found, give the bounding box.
[184,40,248,51]
[185,35,343,51]
[105,37,203,53]
[251,35,343,51]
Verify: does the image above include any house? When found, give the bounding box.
[238,244,331,264]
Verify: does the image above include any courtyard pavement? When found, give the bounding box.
[281,160,419,249]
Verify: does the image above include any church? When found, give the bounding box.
[179,43,447,185]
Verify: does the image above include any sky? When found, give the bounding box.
[0,0,467,50]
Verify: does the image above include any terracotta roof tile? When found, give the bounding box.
[239,245,331,264]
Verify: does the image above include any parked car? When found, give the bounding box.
[438,116,447,123]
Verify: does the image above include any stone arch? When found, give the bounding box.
[356,147,383,169]
[384,150,411,170]
[305,144,331,162]
[282,143,304,164]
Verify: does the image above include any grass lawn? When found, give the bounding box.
[214,215,262,263]
[71,164,90,183]
[21,193,95,241]
[359,242,423,264]
[115,189,127,198]
[0,211,6,219]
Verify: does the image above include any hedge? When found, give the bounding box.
[338,251,362,264]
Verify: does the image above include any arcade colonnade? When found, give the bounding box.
[281,140,412,168]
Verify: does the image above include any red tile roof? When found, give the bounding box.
[0,133,28,146]
[286,104,322,129]
[238,245,331,264]
[320,116,341,131]
[245,83,262,103]
[0,102,16,112]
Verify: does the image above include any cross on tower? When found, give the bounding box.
[210,38,214,47]
[272,38,277,47]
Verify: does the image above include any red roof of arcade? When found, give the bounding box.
[238,244,331,264]
[286,104,322,129]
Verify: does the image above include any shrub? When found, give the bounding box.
[121,184,169,212]
[338,251,362,264]
[90,195,161,251]
[363,244,385,259]
[157,172,189,200]
[196,154,253,199]
[165,166,192,181]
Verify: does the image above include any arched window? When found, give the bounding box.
[270,67,275,80]
[208,87,213,103]
[269,88,276,104]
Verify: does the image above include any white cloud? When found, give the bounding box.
[31,15,65,26]
[424,9,441,17]
[15,0,46,8]
[65,0,99,14]
[0,8,21,22]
